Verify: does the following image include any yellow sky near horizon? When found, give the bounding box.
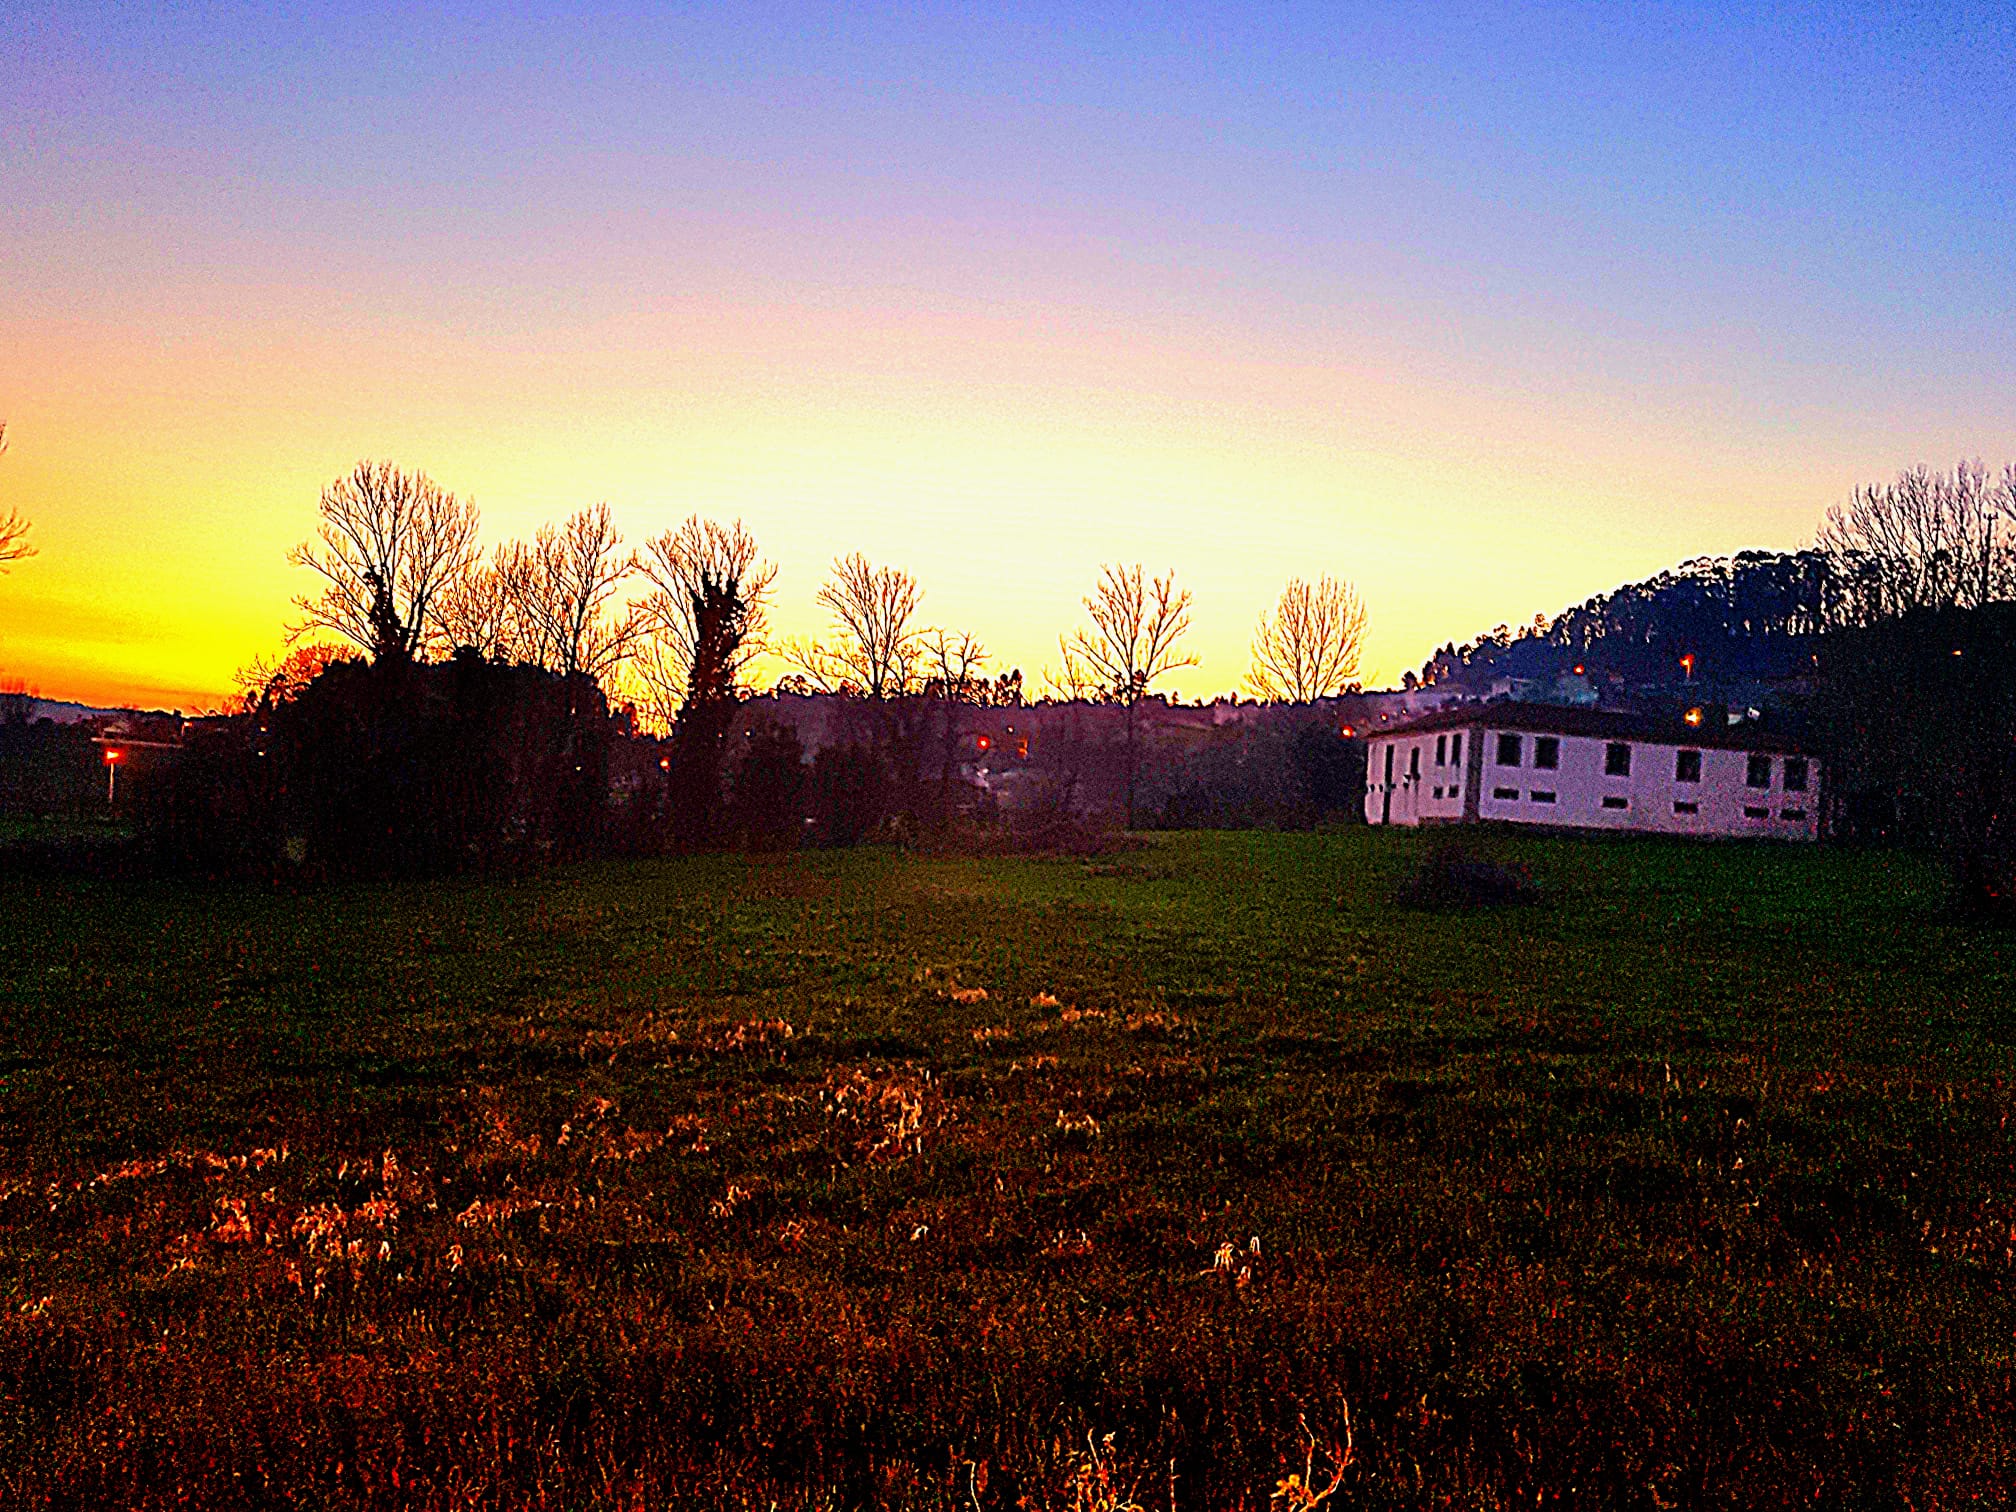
[8,4,2016,714]
[0,284,1994,713]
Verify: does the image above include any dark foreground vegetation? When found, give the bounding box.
[2,830,2012,1508]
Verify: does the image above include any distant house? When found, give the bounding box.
[1364,702,1820,840]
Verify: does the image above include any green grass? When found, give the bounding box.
[1,829,2011,1508]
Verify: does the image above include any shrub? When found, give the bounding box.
[1394,844,1542,910]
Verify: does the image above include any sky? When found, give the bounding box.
[3,2,2014,711]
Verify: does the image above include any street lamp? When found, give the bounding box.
[103,747,124,805]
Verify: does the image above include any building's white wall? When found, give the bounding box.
[1366,727,1820,840]
[1364,729,1471,826]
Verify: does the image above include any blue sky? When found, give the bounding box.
[4,3,2013,705]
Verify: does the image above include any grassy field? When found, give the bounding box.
[1,829,2011,1508]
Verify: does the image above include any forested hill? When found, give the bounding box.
[1418,550,1836,693]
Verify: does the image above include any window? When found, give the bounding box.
[1529,790,1556,804]
[1604,743,1632,777]
[1783,757,1808,792]
[1448,785,1460,798]
[1533,737,1560,770]
[1747,754,1772,788]
[1409,747,1421,778]
[1492,786,1519,801]
[1496,733,1522,766]
[1450,734,1463,765]
[1673,800,1699,815]
[1601,796,1628,810]
[1781,808,1807,822]
[1744,805,1769,819]
[1675,749,1702,783]
[1432,786,1443,800]
[1435,735,1447,766]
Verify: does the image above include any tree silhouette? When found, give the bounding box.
[0,426,33,571]
[1062,564,1197,827]
[519,503,641,680]
[922,627,989,817]
[290,461,480,663]
[668,557,766,846]
[635,516,775,731]
[779,553,923,700]
[1817,460,2016,624]
[1246,575,1367,702]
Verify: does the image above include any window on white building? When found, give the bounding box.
[1675,749,1702,783]
[1601,796,1628,810]
[1530,790,1556,804]
[1533,737,1560,770]
[1492,786,1519,800]
[1746,754,1772,788]
[1673,800,1699,815]
[1784,758,1809,792]
[1435,735,1447,765]
[1496,734,1522,766]
[1604,743,1632,776]
[1450,734,1463,765]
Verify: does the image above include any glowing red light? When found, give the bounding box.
[103,748,124,764]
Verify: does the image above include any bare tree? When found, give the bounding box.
[634,516,777,733]
[516,503,641,681]
[1817,460,2016,625]
[922,627,989,816]
[435,540,544,662]
[778,553,924,700]
[290,460,480,663]
[229,642,357,714]
[0,426,33,570]
[1062,564,1198,826]
[1246,574,1368,702]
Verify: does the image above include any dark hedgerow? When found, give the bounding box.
[1394,843,1543,910]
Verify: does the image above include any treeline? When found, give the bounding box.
[153,461,1375,876]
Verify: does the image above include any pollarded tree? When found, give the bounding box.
[1246,575,1367,702]
[666,544,772,846]
[290,460,480,663]
[1062,563,1197,827]
[634,516,776,733]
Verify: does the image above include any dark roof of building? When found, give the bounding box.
[1374,700,1811,755]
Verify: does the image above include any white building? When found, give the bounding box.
[1364,703,1820,841]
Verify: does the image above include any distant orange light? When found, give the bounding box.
[659,757,671,770]
[1573,664,1585,675]
[1684,707,1703,727]
[1339,724,1356,737]
[976,734,992,751]
[103,748,124,764]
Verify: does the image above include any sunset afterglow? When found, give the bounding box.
[5,5,2013,709]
